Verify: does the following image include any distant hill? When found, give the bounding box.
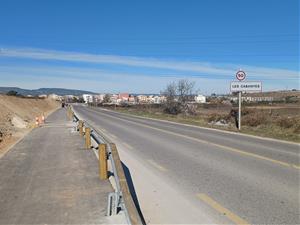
[0,87,96,96]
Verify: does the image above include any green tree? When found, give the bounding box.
[6,90,18,96]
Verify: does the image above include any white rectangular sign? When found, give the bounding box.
[230,81,262,92]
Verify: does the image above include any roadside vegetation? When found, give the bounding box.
[100,80,300,143]
[110,104,299,143]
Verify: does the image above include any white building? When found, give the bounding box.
[93,94,105,103]
[82,94,94,103]
[147,95,154,103]
[137,95,148,103]
[48,93,62,101]
[194,94,206,103]
[153,96,161,104]
[63,95,75,103]
[110,94,118,104]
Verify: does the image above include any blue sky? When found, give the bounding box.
[0,0,299,94]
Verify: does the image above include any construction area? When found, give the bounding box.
[0,95,60,157]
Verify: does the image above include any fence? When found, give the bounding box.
[67,106,143,225]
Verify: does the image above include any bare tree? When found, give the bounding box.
[162,79,196,115]
[163,82,176,102]
[162,82,180,114]
[103,94,111,103]
[177,79,195,105]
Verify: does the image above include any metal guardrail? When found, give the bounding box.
[69,106,143,225]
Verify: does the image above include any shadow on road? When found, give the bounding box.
[122,162,146,225]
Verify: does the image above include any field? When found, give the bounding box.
[107,102,300,143]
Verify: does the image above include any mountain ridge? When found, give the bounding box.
[0,87,96,96]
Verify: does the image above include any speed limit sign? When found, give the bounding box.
[236,70,246,81]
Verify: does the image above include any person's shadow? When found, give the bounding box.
[121,162,146,225]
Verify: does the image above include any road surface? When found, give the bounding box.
[74,105,300,225]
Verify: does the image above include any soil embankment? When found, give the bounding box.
[0,95,60,157]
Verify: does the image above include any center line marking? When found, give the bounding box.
[92,109,300,170]
[197,193,250,225]
[147,160,168,172]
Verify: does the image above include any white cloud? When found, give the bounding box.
[1,64,298,94]
[0,47,298,93]
[0,47,298,79]
[0,64,232,93]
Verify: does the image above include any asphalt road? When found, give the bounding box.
[74,105,300,225]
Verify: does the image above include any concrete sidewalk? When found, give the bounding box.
[0,108,113,224]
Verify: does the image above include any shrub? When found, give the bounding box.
[243,113,267,127]
[6,90,18,96]
[207,113,230,122]
[163,102,181,115]
[276,117,295,129]
[241,107,255,116]
[293,122,300,133]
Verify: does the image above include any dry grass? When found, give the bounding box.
[110,103,300,143]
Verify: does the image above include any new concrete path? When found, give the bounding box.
[0,108,113,224]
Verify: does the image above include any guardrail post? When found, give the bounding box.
[99,144,108,180]
[79,120,84,136]
[85,127,91,149]
[67,107,71,120]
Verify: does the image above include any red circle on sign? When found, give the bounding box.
[236,70,246,81]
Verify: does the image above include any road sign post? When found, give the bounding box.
[238,91,241,130]
[230,70,262,131]
[237,70,246,131]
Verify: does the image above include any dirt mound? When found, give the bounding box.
[0,95,60,155]
[11,115,28,128]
